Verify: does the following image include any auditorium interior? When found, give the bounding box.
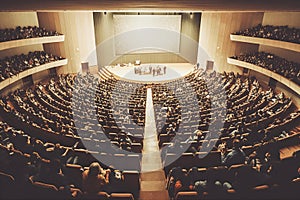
[0,1,300,200]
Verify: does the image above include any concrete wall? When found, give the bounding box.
[94,13,201,66]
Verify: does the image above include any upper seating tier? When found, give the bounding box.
[231,24,300,52]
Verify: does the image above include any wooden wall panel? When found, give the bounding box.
[0,12,39,29]
[75,12,97,67]
[0,44,43,58]
[198,12,263,73]
[262,12,300,28]
[38,11,97,74]
[0,79,24,96]
[32,70,49,84]
[259,45,300,63]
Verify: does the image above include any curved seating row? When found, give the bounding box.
[0,26,63,51]
[231,24,300,52]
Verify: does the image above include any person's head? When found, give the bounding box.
[265,152,271,161]
[187,167,198,179]
[88,162,102,176]
[233,139,241,149]
[196,130,202,137]
[7,143,14,150]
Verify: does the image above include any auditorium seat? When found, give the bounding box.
[63,163,84,189]
[270,156,299,184]
[122,170,140,198]
[83,191,110,200]
[131,143,142,153]
[110,193,135,200]
[228,164,266,190]
[0,64,299,200]
[126,154,141,171]
[175,191,198,200]
[30,181,62,199]
[0,171,15,199]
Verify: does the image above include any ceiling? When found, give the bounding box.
[1,0,300,12]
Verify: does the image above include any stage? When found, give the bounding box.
[105,63,195,83]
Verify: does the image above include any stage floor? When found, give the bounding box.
[105,63,194,83]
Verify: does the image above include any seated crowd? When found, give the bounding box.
[1,71,144,155]
[0,120,132,199]
[0,26,61,42]
[153,69,296,155]
[0,66,299,199]
[156,70,300,199]
[231,51,300,85]
[166,139,300,199]
[0,51,64,82]
[232,24,300,44]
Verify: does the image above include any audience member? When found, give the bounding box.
[0,51,64,82]
[82,162,110,195]
[0,26,61,42]
[231,52,300,85]
[221,139,246,167]
[233,24,300,44]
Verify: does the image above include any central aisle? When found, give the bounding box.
[140,87,169,200]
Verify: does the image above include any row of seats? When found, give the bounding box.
[1,69,298,169]
[158,70,296,153]
[0,121,140,199]
[167,151,300,199]
[1,68,298,159]
[0,51,64,82]
[0,71,144,169]
[232,24,300,44]
[231,51,300,85]
[0,67,299,199]
[0,26,61,42]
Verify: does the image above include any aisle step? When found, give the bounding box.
[139,88,169,200]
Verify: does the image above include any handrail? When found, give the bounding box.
[0,35,64,51]
[230,34,300,53]
[0,59,68,91]
[227,57,300,95]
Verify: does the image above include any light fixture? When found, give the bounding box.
[190,12,194,19]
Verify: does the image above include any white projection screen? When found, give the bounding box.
[113,15,182,55]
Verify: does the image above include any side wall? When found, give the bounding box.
[0,12,43,58]
[198,12,299,108]
[198,12,264,73]
[259,12,300,63]
[0,12,44,93]
[259,12,300,107]
[38,11,97,74]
